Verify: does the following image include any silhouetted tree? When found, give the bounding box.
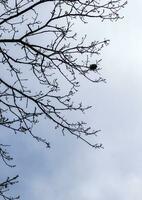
[0,0,127,199]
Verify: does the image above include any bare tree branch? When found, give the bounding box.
[0,0,127,197]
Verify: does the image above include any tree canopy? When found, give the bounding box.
[0,0,127,199]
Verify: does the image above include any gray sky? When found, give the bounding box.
[1,1,142,200]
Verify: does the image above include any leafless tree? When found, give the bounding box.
[0,0,127,147]
[0,0,127,199]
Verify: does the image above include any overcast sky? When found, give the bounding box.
[1,1,142,200]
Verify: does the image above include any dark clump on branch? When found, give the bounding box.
[89,64,97,71]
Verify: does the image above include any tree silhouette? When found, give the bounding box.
[0,0,127,199]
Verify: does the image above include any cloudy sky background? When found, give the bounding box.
[1,0,142,199]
